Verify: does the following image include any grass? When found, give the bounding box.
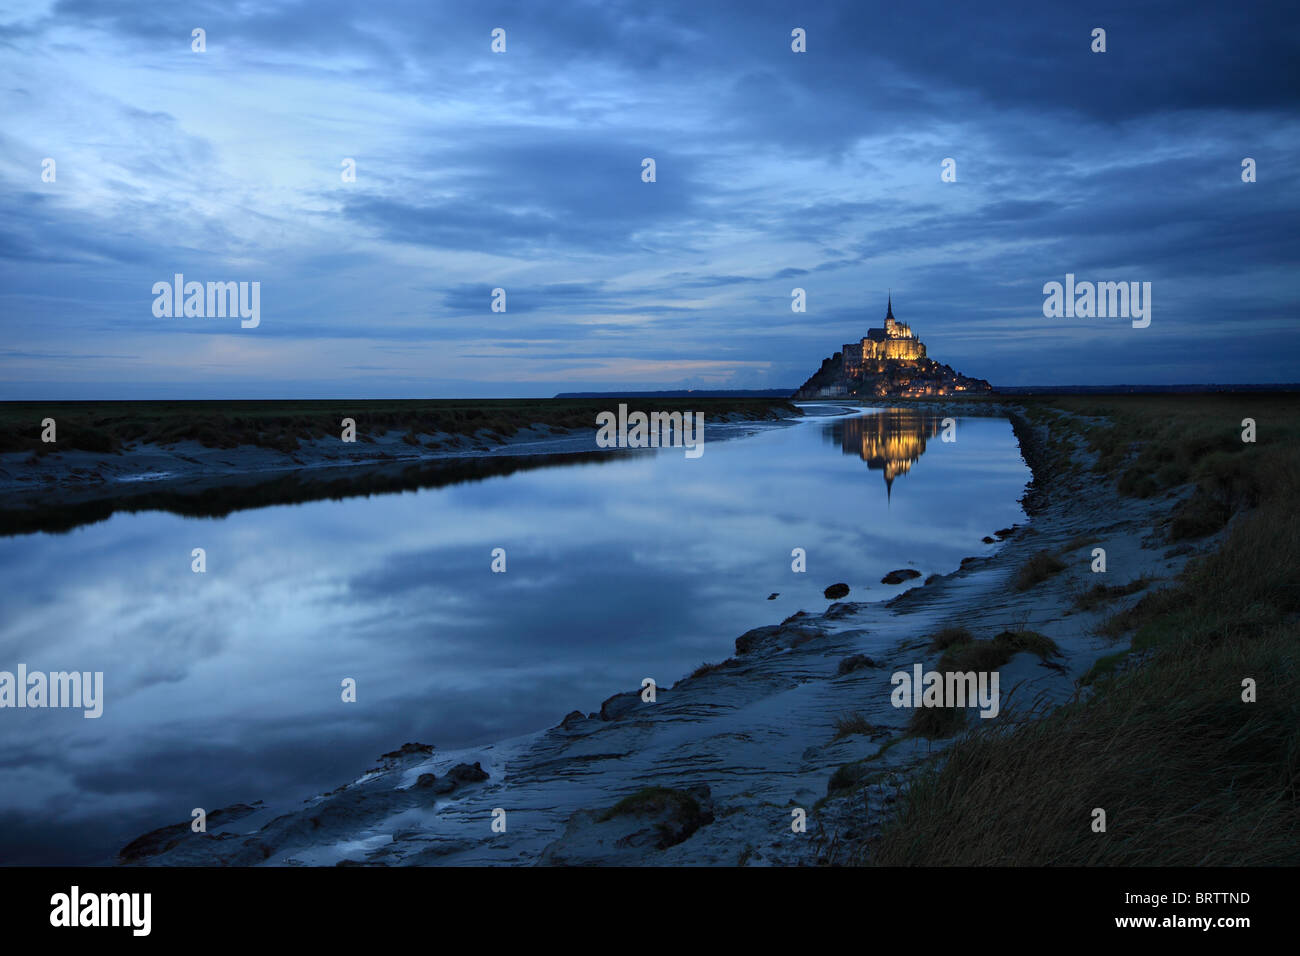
[1095,587,1183,641]
[906,704,969,739]
[934,630,1060,673]
[901,630,1060,740]
[0,397,799,456]
[1059,533,1100,552]
[859,393,1300,865]
[1059,393,1300,542]
[991,629,1061,659]
[597,786,712,850]
[1014,551,1067,590]
[1072,577,1150,613]
[685,658,739,681]
[935,639,1014,674]
[832,712,883,740]
[598,786,699,822]
[1168,489,1232,540]
[1079,649,1133,685]
[928,626,974,649]
[828,761,869,793]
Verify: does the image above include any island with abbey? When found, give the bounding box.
[795,296,992,398]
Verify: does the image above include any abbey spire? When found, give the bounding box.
[794,294,993,399]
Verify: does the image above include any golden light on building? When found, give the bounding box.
[797,293,993,399]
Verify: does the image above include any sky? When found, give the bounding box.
[1,0,1297,398]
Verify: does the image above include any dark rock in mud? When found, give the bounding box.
[539,785,715,864]
[982,536,996,544]
[415,773,455,794]
[825,601,870,620]
[412,763,488,794]
[823,582,850,600]
[447,762,490,784]
[599,688,657,721]
[734,621,825,655]
[767,592,779,600]
[380,742,434,760]
[881,568,922,585]
[119,802,261,863]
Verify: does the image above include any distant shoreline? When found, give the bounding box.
[0,398,803,535]
[563,384,1300,397]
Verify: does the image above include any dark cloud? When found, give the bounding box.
[0,0,1295,393]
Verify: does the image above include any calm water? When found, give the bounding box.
[0,405,1029,864]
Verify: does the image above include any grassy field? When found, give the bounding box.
[863,393,1300,865]
[0,397,799,455]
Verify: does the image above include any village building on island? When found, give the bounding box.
[795,296,991,399]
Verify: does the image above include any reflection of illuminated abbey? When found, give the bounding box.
[796,296,991,399]
[834,409,943,500]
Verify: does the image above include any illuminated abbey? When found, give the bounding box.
[795,296,991,399]
[842,296,926,372]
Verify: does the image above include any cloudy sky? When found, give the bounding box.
[1,0,1296,398]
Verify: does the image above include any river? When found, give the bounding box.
[0,404,1029,864]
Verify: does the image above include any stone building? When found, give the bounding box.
[794,295,992,399]
[841,295,926,377]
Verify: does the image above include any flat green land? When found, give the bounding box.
[0,397,799,455]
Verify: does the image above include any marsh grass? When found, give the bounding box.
[596,786,713,850]
[0,397,799,455]
[929,626,974,650]
[863,394,1300,865]
[685,658,740,681]
[901,630,1059,740]
[1072,577,1151,613]
[832,712,883,740]
[1014,551,1067,590]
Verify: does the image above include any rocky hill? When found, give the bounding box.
[796,297,991,399]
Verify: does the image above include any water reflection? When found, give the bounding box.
[0,448,635,538]
[0,408,1029,865]
[825,409,946,500]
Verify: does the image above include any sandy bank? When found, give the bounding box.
[0,407,801,499]
[0,407,801,536]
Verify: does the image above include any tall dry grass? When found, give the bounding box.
[863,395,1300,865]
